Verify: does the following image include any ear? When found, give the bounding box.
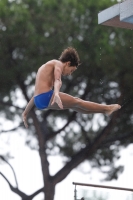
[67,61,71,66]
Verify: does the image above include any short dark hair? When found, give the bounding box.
[59,47,80,67]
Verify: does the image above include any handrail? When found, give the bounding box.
[73,182,133,192]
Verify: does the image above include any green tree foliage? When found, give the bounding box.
[0,0,133,199]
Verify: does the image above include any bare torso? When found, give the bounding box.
[34,59,61,96]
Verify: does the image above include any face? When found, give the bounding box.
[62,62,77,76]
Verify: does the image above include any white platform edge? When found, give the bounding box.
[98,4,120,24]
[120,0,133,23]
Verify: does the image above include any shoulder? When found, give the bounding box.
[39,60,56,69]
[42,59,62,68]
[51,59,62,66]
[53,60,63,70]
[39,60,63,72]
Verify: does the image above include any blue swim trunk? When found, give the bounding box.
[34,90,54,110]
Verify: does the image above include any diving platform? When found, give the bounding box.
[98,0,133,29]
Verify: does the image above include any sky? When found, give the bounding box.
[0,127,133,200]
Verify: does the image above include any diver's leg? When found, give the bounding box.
[48,92,121,115]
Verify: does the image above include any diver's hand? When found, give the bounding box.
[51,94,63,109]
[22,112,28,128]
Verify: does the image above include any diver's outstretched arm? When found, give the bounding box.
[22,97,34,128]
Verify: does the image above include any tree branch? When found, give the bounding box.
[0,156,18,188]
[45,111,77,141]
[52,112,119,184]
[102,131,133,147]
[29,187,44,199]
[0,172,28,198]
[0,171,44,199]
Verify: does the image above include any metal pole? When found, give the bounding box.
[74,185,77,200]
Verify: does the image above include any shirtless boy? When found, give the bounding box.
[22,47,121,128]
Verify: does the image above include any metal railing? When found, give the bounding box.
[73,182,133,200]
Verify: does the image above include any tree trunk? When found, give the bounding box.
[39,145,56,200]
[44,182,55,200]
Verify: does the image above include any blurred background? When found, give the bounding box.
[0,0,133,199]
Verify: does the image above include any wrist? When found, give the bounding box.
[54,92,59,95]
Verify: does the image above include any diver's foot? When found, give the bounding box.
[106,104,121,116]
